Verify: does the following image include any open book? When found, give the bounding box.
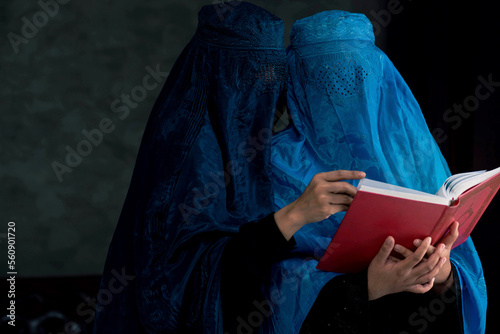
[316,167,500,273]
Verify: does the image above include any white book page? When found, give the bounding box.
[357,178,450,205]
[449,166,500,199]
[436,171,485,198]
[358,166,500,205]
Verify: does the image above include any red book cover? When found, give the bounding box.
[316,172,500,273]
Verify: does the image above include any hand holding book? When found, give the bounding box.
[392,221,460,294]
[274,170,365,241]
[367,235,448,300]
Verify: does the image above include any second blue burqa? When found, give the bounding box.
[269,10,487,334]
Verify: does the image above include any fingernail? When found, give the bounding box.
[385,237,392,245]
[414,239,422,246]
[394,244,401,251]
[427,237,432,244]
[359,172,366,177]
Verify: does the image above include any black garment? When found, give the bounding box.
[221,212,296,333]
[221,213,463,333]
[300,266,463,333]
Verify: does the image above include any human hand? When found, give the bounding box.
[393,221,459,292]
[367,236,447,300]
[274,170,365,240]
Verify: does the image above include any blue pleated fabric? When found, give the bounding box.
[92,2,286,333]
[267,10,487,334]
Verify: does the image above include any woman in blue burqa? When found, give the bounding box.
[93,2,486,333]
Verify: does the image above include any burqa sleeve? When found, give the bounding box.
[221,212,297,333]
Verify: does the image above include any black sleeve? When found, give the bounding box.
[299,269,371,334]
[300,264,463,334]
[220,212,296,333]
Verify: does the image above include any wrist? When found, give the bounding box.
[368,281,388,301]
[432,267,454,294]
[274,202,305,241]
[367,270,390,301]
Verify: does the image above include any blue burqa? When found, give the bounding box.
[93,2,486,333]
[93,2,286,333]
[268,10,487,334]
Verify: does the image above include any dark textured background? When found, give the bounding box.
[1,0,498,332]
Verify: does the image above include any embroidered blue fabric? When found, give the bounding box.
[268,10,486,334]
[92,2,286,333]
[93,2,486,333]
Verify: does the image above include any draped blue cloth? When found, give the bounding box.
[92,2,286,333]
[267,10,486,334]
[94,2,487,333]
